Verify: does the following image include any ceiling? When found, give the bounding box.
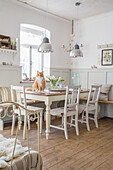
[16,0,113,20]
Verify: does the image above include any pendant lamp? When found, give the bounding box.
[70,2,83,58]
[38,37,52,53]
[38,0,53,53]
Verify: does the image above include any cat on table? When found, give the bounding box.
[33,71,46,91]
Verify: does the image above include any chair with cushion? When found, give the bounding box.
[11,85,43,139]
[50,86,82,139]
[79,85,101,131]
[0,87,13,130]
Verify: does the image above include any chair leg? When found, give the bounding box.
[86,110,90,131]
[81,111,85,123]
[75,114,79,136]
[28,115,30,130]
[61,116,64,127]
[40,111,43,134]
[11,114,15,135]
[23,115,27,139]
[70,116,73,127]
[64,117,68,140]
[94,109,98,128]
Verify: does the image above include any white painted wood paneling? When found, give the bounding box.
[71,70,87,88]
[107,71,113,84]
[0,65,22,87]
[71,68,113,118]
[88,71,106,88]
[50,67,71,85]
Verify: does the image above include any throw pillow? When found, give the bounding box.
[99,84,112,101]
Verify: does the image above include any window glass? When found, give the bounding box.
[20,25,50,79]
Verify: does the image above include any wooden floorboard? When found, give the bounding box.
[0,118,113,170]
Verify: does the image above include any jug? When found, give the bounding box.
[72,73,80,86]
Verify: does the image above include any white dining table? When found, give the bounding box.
[21,89,88,140]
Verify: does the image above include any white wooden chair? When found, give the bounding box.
[11,85,43,139]
[50,86,82,139]
[79,85,101,131]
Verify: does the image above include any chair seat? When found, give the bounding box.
[85,104,96,111]
[50,104,85,117]
[13,105,43,115]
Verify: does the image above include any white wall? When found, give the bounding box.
[0,0,71,68]
[71,11,113,69]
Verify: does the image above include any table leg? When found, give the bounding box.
[45,99,52,140]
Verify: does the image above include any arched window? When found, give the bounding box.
[20,24,50,80]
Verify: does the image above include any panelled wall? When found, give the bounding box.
[49,67,113,89]
[0,65,22,87]
[71,68,113,118]
[71,68,113,89]
[50,67,71,85]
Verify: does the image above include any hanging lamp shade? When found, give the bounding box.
[38,37,53,53]
[70,44,83,58]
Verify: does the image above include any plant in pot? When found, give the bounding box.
[46,75,58,88]
[11,38,17,50]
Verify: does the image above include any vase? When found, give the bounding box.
[51,81,57,88]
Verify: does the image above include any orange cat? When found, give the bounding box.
[33,71,46,91]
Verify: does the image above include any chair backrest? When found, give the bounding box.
[11,85,27,108]
[69,85,81,104]
[87,85,101,106]
[0,87,12,102]
[64,85,81,115]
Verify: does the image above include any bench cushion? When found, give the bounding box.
[99,84,112,101]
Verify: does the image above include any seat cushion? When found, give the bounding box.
[50,104,86,117]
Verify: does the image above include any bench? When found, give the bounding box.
[80,85,113,118]
[80,97,113,104]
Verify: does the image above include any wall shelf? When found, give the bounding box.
[0,48,17,55]
[97,44,113,49]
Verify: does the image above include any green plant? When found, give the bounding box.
[13,38,16,46]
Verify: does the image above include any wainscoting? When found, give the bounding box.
[71,68,113,118]
[71,68,113,89]
[50,67,71,85]
[0,65,22,87]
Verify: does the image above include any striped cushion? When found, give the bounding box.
[0,87,12,102]
[1,151,42,170]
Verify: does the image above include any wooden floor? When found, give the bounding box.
[1,118,113,170]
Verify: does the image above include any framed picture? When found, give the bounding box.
[101,49,113,66]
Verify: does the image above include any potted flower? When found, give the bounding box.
[46,75,58,88]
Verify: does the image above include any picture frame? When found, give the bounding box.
[101,49,113,66]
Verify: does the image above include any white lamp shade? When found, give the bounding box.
[38,37,53,53]
[70,44,83,58]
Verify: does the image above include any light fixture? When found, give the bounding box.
[70,44,83,57]
[38,0,53,53]
[38,37,52,53]
[61,20,75,52]
[70,2,83,58]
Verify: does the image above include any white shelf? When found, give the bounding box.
[97,44,113,49]
[0,48,17,55]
